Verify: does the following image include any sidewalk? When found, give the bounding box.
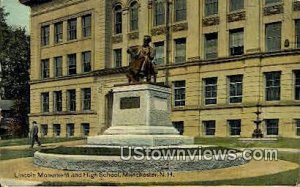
[0,139,86,150]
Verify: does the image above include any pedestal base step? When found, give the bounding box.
[87,135,194,146]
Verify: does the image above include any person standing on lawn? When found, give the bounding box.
[30,121,41,148]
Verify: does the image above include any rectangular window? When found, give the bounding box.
[265,0,281,5]
[115,6,122,34]
[205,33,218,59]
[41,25,49,46]
[172,121,184,135]
[296,119,300,136]
[41,92,49,113]
[265,119,279,135]
[205,0,218,16]
[67,89,76,112]
[228,75,243,103]
[67,18,77,40]
[40,124,48,137]
[203,120,216,136]
[175,0,186,22]
[81,123,90,136]
[154,0,165,26]
[82,88,91,111]
[154,42,164,64]
[175,38,186,64]
[295,71,300,100]
[228,120,241,136]
[296,20,300,49]
[82,14,91,37]
[53,91,62,112]
[265,72,281,101]
[54,56,62,77]
[66,123,75,137]
[173,81,186,107]
[82,51,91,72]
[229,28,244,56]
[114,49,122,68]
[41,59,49,79]
[230,0,244,11]
[68,54,77,75]
[54,22,63,44]
[53,124,61,137]
[265,22,281,52]
[204,77,218,105]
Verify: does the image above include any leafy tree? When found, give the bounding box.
[0,7,30,137]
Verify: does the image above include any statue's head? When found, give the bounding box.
[143,35,152,45]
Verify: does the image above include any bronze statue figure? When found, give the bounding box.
[126,35,157,83]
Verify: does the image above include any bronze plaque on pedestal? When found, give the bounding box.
[120,97,140,109]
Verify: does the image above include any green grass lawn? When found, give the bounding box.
[194,137,300,149]
[0,137,84,147]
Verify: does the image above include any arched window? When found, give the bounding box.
[154,0,165,26]
[175,0,186,22]
[130,1,139,31]
[114,5,122,34]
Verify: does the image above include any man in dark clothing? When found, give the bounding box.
[30,121,41,148]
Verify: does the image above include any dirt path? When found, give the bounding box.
[0,157,298,185]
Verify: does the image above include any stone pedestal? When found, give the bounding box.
[88,83,193,146]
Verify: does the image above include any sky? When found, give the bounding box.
[0,0,30,33]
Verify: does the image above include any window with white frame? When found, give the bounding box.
[230,0,244,11]
[154,41,164,64]
[228,120,241,136]
[228,75,243,103]
[40,124,48,137]
[82,88,91,111]
[66,123,75,137]
[41,25,49,46]
[203,120,216,136]
[204,77,217,105]
[81,123,90,136]
[229,28,244,56]
[53,124,61,137]
[295,70,300,100]
[265,22,281,52]
[54,22,63,44]
[175,0,186,22]
[265,119,279,135]
[67,89,76,111]
[265,71,281,101]
[205,0,218,16]
[172,121,184,135]
[68,54,77,75]
[54,56,62,77]
[41,92,49,113]
[114,49,122,68]
[130,1,139,31]
[114,5,122,34]
[82,51,91,73]
[173,81,186,107]
[67,18,77,40]
[41,59,49,79]
[82,14,91,37]
[175,38,186,64]
[154,0,165,26]
[54,91,62,112]
[205,33,218,59]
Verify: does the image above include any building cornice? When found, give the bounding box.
[19,0,52,6]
